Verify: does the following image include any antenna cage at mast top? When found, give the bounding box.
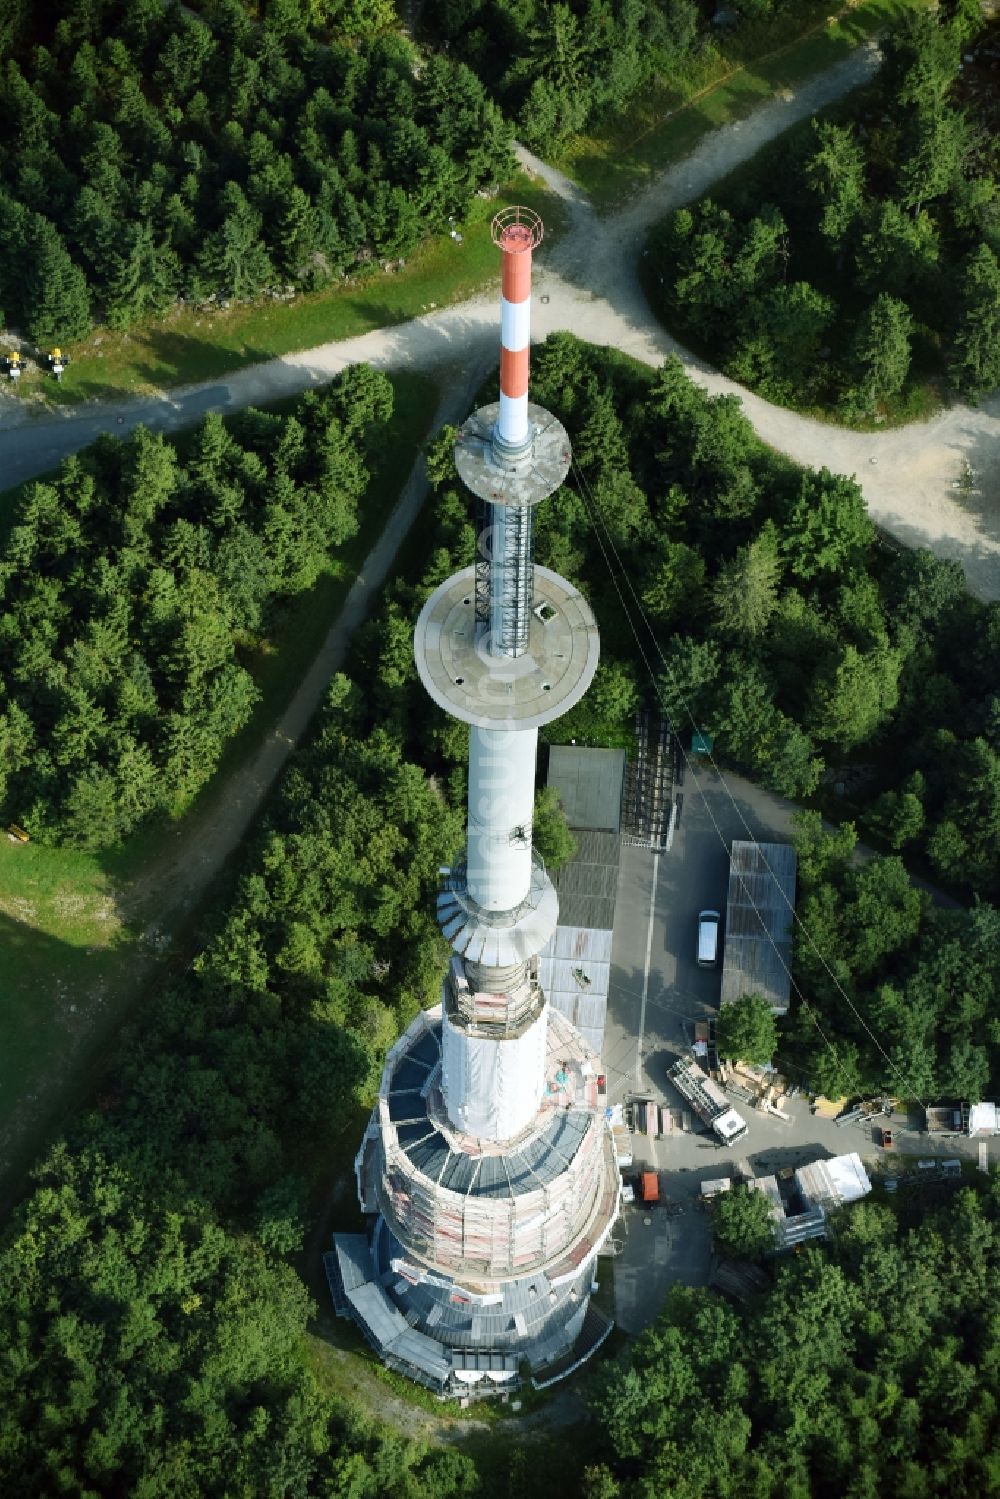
[492,205,544,252]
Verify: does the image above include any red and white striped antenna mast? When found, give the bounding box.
[493,205,544,458]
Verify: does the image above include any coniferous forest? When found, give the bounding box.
[649,4,1000,413]
[0,0,512,340]
[0,365,394,845]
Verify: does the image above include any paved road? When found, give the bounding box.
[3,44,1000,598]
[605,761,996,1334]
[603,764,801,1110]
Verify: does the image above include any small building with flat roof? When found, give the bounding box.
[546,746,625,833]
[541,749,625,1058]
[720,840,797,1015]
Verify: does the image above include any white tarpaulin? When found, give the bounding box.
[968,1103,999,1135]
[796,1152,871,1209]
[441,1008,547,1140]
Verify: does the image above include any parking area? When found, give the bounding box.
[612,1168,712,1335]
[603,759,800,1109]
[602,759,997,1336]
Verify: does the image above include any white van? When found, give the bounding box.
[697,910,720,967]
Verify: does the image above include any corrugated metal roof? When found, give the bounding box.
[748,1174,784,1218]
[547,747,625,832]
[390,1326,454,1383]
[476,1155,509,1197]
[349,1281,406,1346]
[720,841,797,1014]
[439,1153,478,1194]
[332,1234,374,1293]
[452,1350,518,1372]
[549,830,621,929]
[539,924,612,1059]
[776,1206,828,1248]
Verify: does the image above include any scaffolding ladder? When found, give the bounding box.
[622,710,674,849]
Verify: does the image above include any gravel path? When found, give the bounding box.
[2,42,999,596]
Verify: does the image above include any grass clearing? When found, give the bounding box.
[0,369,439,1190]
[558,0,932,210]
[15,175,566,406]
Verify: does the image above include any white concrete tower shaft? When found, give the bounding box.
[413,207,600,1143]
[467,726,535,911]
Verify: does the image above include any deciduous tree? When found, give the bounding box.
[713,1182,775,1258]
[716,992,777,1066]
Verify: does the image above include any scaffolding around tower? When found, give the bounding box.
[356,1005,620,1285]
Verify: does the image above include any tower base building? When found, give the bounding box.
[327,1002,618,1395]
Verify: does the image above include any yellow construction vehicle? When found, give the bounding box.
[47,348,68,380]
[2,350,21,379]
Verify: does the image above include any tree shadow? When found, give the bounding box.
[747,1141,834,1175]
[129,329,284,390]
[0,908,147,1211]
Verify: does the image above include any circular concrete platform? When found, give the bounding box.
[454,402,571,508]
[413,563,600,730]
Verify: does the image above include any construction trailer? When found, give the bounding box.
[668,1057,749,1145]
[926,1102,1000,1136]
[639,1171,659,1205]
[693,1019,719,1072]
